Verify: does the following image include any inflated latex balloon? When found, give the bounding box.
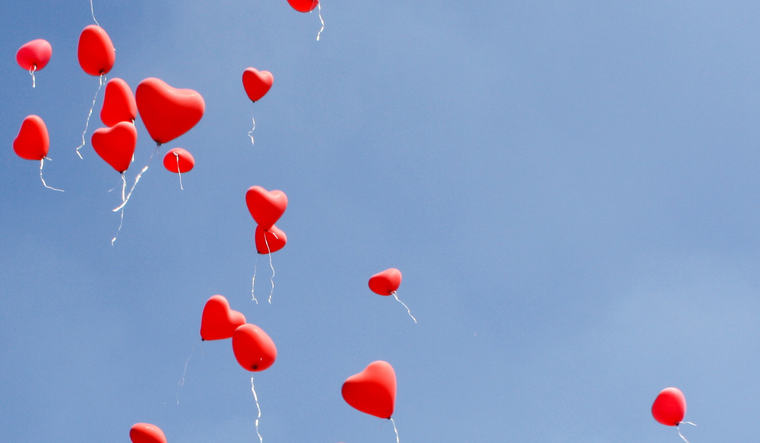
[200,295,246,341]
[242,68,273,102]
[13,115,49,161]
[91,121,137,173]
[369,268,402,296]
[136,78,205,145]
[232,324,277,372]
[342,361,396,419]
[246,186,288,231]
[129,423,167,443]
[101,78,136,127]
[255,225,287,254]
[163,148,195,173]
[16,39,52,71]
[652,387,687,426]
[77,25,115,76]
[288,0,319,13]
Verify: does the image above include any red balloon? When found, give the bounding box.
[255,225,287,254]
[129,423,167,443]
[232,324,277,372]
[200,295,246,341]
[136,78,205,145]
[13,115,49,161]
[368,268,402,296]
[16,39,52,71]
[288,0,319,13]
[242,68,274,102]
[163,148,195,173]
[77,25,115,76]
[651,387,687,426]
[342,361,396,419]
[246,186,288,231]
[101,78,137,127]
[91,122,137,173]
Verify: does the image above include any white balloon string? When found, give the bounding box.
[391,291,417,323]
[390,418,400,443]
[676,422,696,443]
[316,3,325,41]
[174,152,184,190]
[176,342,197,404]
[29,65,36,88]
[264,232,275,304]
[90,0,100,27]
[251,377,263,443]
[248,113,256,147]
[251,255,259,304]
[75,74,106,159]
[39,158,64,192]
[111,174,127,245]
[113,146,158,212]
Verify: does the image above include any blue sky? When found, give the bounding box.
[2,1,760,442]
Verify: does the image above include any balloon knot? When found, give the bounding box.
[252,365,258,370]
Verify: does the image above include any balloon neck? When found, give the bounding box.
[156,142,162,147]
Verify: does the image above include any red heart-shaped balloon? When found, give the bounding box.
[13,115,49,161]
[255,225,287,254]
[136,78,205,145]
[16,39,52,71]
[77,25,115,76]
[246,186,288,231]
[232,324,277,372]
[129,423,167,443]
[91,122,137,173]
[101,78,136,127]
[163,148,195,173]
[288,0,319,13]
[368,268,402,296]
[342,361,396,419]
[242,68,273,102]
[652,387,687,426]
[200,295,246,341]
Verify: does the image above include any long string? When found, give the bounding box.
[112,145,158,212]
[251,256,259,304]
[76,74,106,159]
[676,422,696,443]
[264,232,275,303]
[316,3,325,41]
[174,151,184,190]
[251,377,263,443]
[39,158,64,192]
[176,342,197,404]
[390,418,400,443]
[29,65,36,88]
[90,0,100,26]
[391,291,417,323]
[248,113,256,146]
[111,174,127,245]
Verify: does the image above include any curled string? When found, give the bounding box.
[390,418,400,443]
[251,256,259,304]
[316,3,325,41]
[111,174,127,245]
[29,65,36,88]
[248,113,256,146]
[39,158,64,192]
[176,342,197,404]
[676,422,696,443]
[90,0,100,26]
[391,291,417,323]
[113,145,159,212]
[75,74,106,159]
[264,231,276,303]
[251,377,263,443]
[174,151,184,190]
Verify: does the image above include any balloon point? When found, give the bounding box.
[252,365,258,370]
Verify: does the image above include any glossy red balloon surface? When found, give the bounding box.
[342,360,397,419]
[288,0,319,13]
[255,225,287,254]
[101,78,137,127]
[232,324,277,372]
[16,39,52,71]
[13,115,49,161]
[246,186,288,231]
[136,78,205,145]
[91,122,137,173]
[651,387,687,426]
[77,25,115,76]
[368,268,402,296]
[129,423,167,443]
[242,68,273,102]
[200,295,246,341]
[163,148,195,173]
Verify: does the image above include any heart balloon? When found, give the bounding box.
[200,295,246,341]
[77,25,115,76]
[232,324,277,372]
[652,387,687,426]
[368,268,402,296]
[342,361,396,419]
[163,148,195,173]
[91,122,137,173]
[242,68,274,102]
[129,423,167,443]
[13,115,49,161]
[136,78,205,145]
[288,0,319,13]
[255,225,287,254]
[101,78,137,127]
[246,186,288,231]
[16,39,52,71]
